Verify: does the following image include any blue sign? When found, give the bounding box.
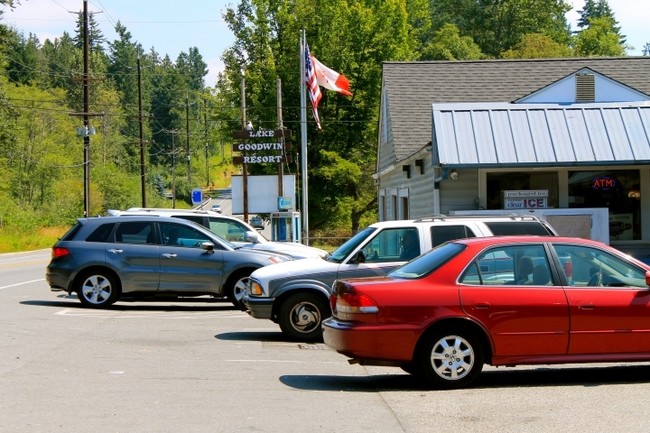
[191,188,203,205]
[277,196,292,210]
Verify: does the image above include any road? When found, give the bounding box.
[2,250,650,432]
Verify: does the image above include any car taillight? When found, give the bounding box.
[51,247,70,259]
[335,292,379,316]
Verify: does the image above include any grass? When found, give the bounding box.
[0,226,69,253]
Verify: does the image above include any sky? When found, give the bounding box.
[2,0,648,88]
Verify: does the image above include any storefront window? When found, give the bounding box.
[568,170,641,240]
[486,172,559,210]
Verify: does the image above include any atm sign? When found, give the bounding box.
[592,176,616,190]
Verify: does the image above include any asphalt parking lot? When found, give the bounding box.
[2,251,650,433]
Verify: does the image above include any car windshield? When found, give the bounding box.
[328,227,377,263]
[388,242,466,279]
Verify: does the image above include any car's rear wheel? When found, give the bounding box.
[417,328,483,389]
[76,270,120,308]
[278,292,329,342]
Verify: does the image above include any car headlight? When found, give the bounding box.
[250,280,264,296]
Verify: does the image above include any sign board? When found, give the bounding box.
[191,187,203,205]
[231,175,296,214]
[231,128,292,139]
[503,190,548,209]
[277,196,292,210]
[231,128,292,165]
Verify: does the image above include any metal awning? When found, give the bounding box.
[432,102,650,168]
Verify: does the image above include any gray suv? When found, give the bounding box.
[46,216,291,308]
[110,208,327,260]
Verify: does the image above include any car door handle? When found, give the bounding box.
[472,303,491,310]
[578,303,595,311]
[108,249,123,254]
[162,253,177,259]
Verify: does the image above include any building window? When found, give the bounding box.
[486,172,559,210]
[568,170,641,240]
[401,196,409,219]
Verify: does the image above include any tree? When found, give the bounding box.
[577,0,625,44]
[107,21,147,168]
[573,16,626,57]
[6,31,42,85]
[421,23,483,60]
[431,0,572,58]
[73,10,105,54]
[176,47,208,91]
[500,33,573,58]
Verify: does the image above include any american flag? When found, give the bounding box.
[305,42,322,129]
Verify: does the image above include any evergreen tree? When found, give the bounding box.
[574,15,626,56]
[577,0,625,44]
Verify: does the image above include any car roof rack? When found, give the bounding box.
[414,213,542,223]
[126,207,211,214]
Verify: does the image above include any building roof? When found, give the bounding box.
[432,102,650,167]
[382,57,650,162]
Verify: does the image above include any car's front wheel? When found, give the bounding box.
[76,270,120,308]
[417,328,484,389]
[225,270,252,308]
[278,292,329,342]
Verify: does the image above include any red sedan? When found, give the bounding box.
[322,236,650,389]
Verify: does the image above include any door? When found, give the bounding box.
[157,221,225,294]
[108,221,160,292]
[552,244,650,355]
[459,244,570,357]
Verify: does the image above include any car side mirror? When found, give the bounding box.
[645,271,650,287]
[350,250,366,264]
[201,242,215,252]
[245,231,261,243]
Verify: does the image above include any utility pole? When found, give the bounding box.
[204,100,209,188]
[82,0,90,217]
[70,0,102,217]
[186,95,191,186]
[241,78,249,221]
[277,78,284,200]
[137,54,146,207]
[170,130,177,208]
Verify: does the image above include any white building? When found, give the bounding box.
[376,57,650,260]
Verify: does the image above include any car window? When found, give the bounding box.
[86,223,115,242]
[551,244,647,288]
[173,215,205,227]
[329,227,376,263]
[389,242,465,279]
[361,227,420,263]
[207,217,248,242]
[159,222,214,248]
[115,221,155,245]
[484,221,554,236]
[431,225,476,247]
[460,244,552,286]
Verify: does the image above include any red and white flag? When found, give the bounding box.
[305,42,322,129]
[304,42,352,129]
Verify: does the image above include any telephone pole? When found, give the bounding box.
[137,54,146,207]
[82,0,90,217]
[69,0,103,216]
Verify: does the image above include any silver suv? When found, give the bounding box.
[110,208,327,260]
[244,215,558,341]
[46,216,291,308]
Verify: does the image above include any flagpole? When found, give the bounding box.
[299,29,309,245]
